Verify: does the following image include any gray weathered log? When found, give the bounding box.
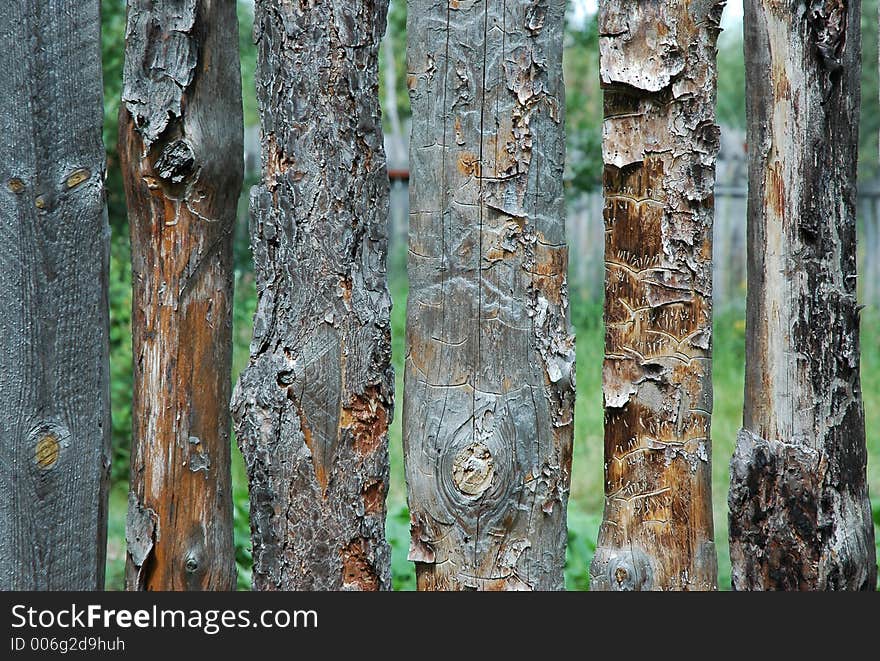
[590,0,723,591]
[729,0,876,590]
[0,0,110,589]
[404,0,575,591]
[119,0,243,590]
[232,0,394,590]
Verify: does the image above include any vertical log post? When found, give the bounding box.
[232,1,394,590]
[729,0,876,590]
[0,0,111,591]
[404,0,575,591]
[119,0,244,590]
[590,0,723,591]
[0,0,110,590]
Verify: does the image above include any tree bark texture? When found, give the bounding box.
[728,0,876,590]
[590,0,723,591]
[232,1,394,590]
[0,0,110,590]
[404,0,575,591]
[119,0,243,590]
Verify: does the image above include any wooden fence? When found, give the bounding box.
[0,1,876,591]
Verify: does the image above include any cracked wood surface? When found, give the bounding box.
[729,0,876,590]
[404,0,575,591]
[0,0,111,589]
[590,0,723,591]
[232,0,394,590]
[120,0,242,590]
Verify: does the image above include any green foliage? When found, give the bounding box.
[109,237,133,483]
[102,0,134,484]
[860,308,880,586]
[387,506,416,590]
[101,0,125,161]
[239,1,259,128]
[860,0,880,181]
[379,0,411,129]
[565,511,601,591]
[101,0,128,241]
[104,484,128,590]
[709,305,747,590]
[716,24,746,130]
[563,14,602,194]
[233,462,253,590]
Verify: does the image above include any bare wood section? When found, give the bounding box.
[120,0,243,590]
[0,0,111,590]
[232,1,394,590]
[590,0,723,591]
[729,0,876,590]
[404,0,575,591]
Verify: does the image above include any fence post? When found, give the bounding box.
[232,0,394,590]
[729,0,876,590]
[404,0,574,590]
[119,0,243,590]
[0,0,110,589]
[590,0,723,590]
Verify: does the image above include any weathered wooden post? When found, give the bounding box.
[403,0,575,590]
[590,0,723,591]
[232,0,394,590]
[0,0,111,589]
[729,0,876,590]
[119,0,243,590]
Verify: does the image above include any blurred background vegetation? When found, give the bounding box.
[99,0,880,590]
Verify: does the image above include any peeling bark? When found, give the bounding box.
[0,0,111,590]
[590,0,723,591]
[120,0,243,590]
[404,0,574,591]
[729,0,876,590]
[232,1,393,590]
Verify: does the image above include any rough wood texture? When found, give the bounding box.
[120,0,243,590]
[404,0,575,591]
[590,0,723,591]
[0,0,110,590]
[729,0,876,590]
[232,0,394,590]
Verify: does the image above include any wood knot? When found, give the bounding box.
[35,433,60,470]
[452,442,495,497]
[7,178,25,194]
[608,549,652,591]
[65,168,91,190]
[154,139,195,184]
[276,369,294,387]
[180,529,209,589]
[184,554,200,574]
[28,421,70,471]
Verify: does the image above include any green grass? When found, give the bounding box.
[104,260,880,591]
